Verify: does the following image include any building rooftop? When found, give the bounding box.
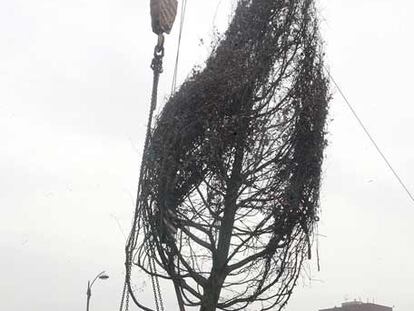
[319,301,393,311]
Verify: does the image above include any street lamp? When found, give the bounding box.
[86,271,109,311]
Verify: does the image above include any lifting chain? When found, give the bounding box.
[120,35,166,311]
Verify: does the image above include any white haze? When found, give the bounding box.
[0,0,413,310]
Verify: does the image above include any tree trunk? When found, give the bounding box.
[199,272,225,311]
[200,134,245,311]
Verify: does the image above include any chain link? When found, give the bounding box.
[119,36,166,311]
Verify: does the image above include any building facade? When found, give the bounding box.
[320,301,393,311]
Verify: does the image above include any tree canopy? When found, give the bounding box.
[124,0,330,310]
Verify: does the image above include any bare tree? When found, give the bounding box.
[124,0,330,310]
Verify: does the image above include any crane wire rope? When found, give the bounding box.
[171,0,188,93]
[325,68,414,205]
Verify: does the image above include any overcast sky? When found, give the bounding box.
[1,0,413,310]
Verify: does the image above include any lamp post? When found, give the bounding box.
[86,271,109,311]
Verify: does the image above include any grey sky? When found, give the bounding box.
[1,0,413,311]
